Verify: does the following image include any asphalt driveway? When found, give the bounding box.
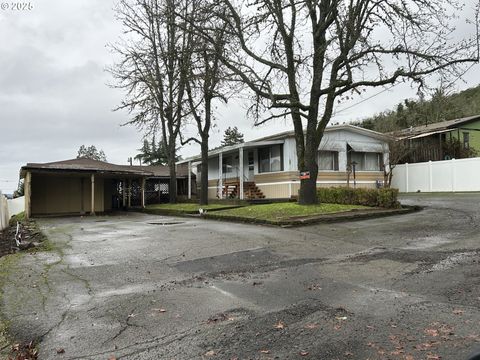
[2,194,480,359]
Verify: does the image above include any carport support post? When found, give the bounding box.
[122,178,126,208]
[239,148,244,200]
[24,171,31,219]
[90,174,95,215]
[188,161,192,200]
[128,179,132,208]
[218,153,223,199]
[141,178,146,208]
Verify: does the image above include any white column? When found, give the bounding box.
[188,161,192,200]
[239,148,244,200]
[218,153,223,199]
[90,174,95,215]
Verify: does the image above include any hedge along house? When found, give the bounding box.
[177,124,390,200]
[20,158,195,218]
[393,114,480,163]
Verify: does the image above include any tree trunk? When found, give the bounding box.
[168,140,177,204]
[199,137,209,205]
[298,143,319,205]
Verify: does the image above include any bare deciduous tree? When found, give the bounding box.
[181,1,232,205]
[205,0,479,204]
[110,0,194,203]
[383,139,411,188]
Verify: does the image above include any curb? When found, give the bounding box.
[142,205,245,217]
[202,205,422,227]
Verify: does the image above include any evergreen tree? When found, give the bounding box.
[77,145,107,161]
[221,126,244,147]
[135,138,181,166]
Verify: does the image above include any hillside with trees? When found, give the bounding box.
[353,84,480,133]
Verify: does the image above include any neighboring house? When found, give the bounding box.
[19,158,195,218]
[177,124,389,200]
[393,114,480,163]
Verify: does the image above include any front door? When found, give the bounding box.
[248,151,255,180]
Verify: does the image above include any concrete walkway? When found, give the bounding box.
[2,194,480,359]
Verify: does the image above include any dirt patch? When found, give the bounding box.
[0,228,17,258]
[0,219,46,259]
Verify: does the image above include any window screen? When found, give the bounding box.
[318,151,339,170]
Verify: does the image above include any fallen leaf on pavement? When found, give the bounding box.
[273,321,286,329]
[204,350,216,356]
[425,328,439,337]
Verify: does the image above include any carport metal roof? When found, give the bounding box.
[20,158,193,179]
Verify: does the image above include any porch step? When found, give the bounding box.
[221,181,265,200]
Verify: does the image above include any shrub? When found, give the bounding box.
[317,187,400,208]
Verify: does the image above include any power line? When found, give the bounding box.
[333,84,398,117]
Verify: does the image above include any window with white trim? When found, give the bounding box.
[318,151,339,171]
[258,145,283,173]
[348,152,382,171]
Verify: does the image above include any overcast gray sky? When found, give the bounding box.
[1,0,480,194]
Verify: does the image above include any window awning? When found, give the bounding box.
[347,141,384,153]
[318,141,345,152]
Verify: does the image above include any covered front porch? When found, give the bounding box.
[177,140,285,200]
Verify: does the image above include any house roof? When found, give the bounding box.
[253,124,390,142]
[128,164,192,178]
[393,114,480,140]
[177,124,389,164]
[20,158,193,179]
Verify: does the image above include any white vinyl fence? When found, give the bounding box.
[8,196,24,218]
[0,192,9,231]
[392,157,480,193]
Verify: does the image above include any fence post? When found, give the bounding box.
[0,191,8,231]
[451,158,456,192]
[428,160,433,192]
[405,163,409,193]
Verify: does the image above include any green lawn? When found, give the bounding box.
[145,203,240,213]
[211,202,369,222]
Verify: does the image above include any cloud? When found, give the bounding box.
[0,0,479,194]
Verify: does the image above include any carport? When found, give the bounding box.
[20,158,153,218]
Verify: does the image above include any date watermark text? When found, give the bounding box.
[1,3,34,11]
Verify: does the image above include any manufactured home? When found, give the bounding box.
[177,124,390,200]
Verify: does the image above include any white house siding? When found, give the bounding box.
[283,138,298,171]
